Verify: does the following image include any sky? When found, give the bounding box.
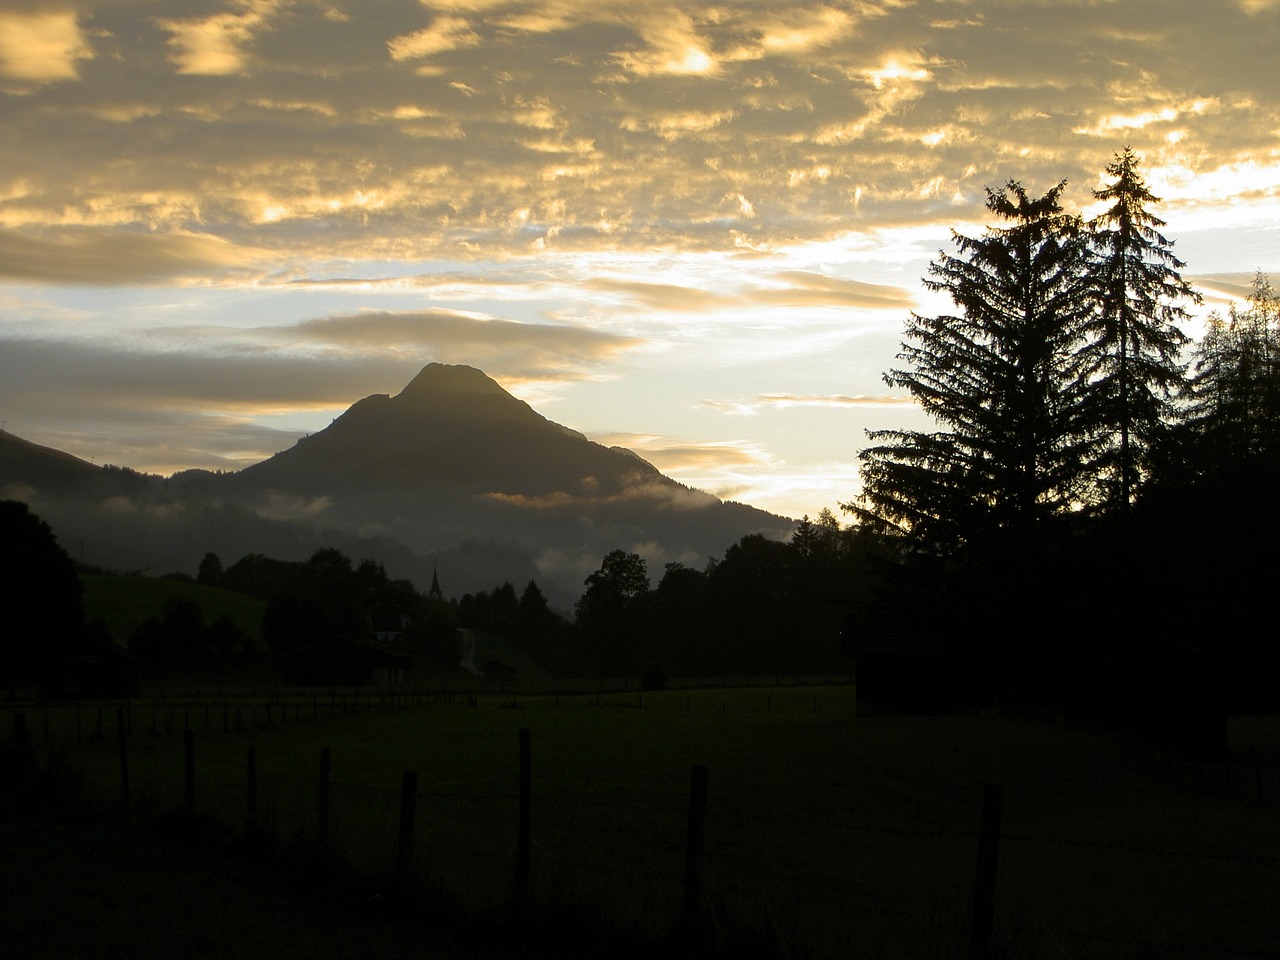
[0,0,1277,523]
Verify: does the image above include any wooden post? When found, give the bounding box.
[184,730,195,806]
[246,745,257,818]
[683,764,709,919]
[969,783,1003,960]
[398,770,418,877]
[318,747,331,843]
[1255,748,1264,805]
[13,714,35,769]
[116,706,130,802]
[515,728,531,900]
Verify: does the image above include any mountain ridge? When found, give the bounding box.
[1,364,795,601]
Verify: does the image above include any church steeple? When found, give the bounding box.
[428,566,443,603]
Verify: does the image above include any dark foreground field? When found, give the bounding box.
[4,686,1279,959]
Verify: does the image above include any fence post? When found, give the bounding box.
[683,764,710,920]
[318,746,331,843]
[246,744,257,819]
[969,783,1003,960]
[116,706,130,802]
[184,730,195,806]
[514,728,532,901]
[13,714,36,769]
[398,770,418,878]
[1255,748,1264,805]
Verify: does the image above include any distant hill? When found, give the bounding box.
[2,364,794,604]
[0,429,154,499]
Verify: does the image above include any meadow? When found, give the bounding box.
[10,686,1280,959]
[81,574,267,644]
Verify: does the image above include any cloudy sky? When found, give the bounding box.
[1,0,1276,521]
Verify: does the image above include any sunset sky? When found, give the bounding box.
[1,0,1276,521]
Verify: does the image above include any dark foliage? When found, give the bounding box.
[839,152,1276,722]
[0,500,86,688]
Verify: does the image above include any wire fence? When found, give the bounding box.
[6,691,1280,960]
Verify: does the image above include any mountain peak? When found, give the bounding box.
[396,363,507,401]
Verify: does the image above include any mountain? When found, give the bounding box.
[0,429,151,498]
[2,364,794,602]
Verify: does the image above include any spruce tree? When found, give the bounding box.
[1084,147,1198,513]
[848,181,1096,559]
[1186,271,1280,460]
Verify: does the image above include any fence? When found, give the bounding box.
[6,691,1280,959]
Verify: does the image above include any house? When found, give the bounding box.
[841,601,960,714]
[368,603,411,643]
[346,636,413,687]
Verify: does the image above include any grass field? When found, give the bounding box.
[81,574,268,648]
[9,687,1280,959]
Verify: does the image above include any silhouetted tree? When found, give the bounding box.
[209,613,251,661]
[196,551,224,587]
[515,580,560,664]
[127,597,217,663]
[575,550,650,677]
[1186,272,1280,461]
[791,516,819,560]
[715,534,808,676]
[0,501,85,688]
[650,561,711,675]
[1083,147,1198,513]
[850,181,1096,560]
[813,507,842,561]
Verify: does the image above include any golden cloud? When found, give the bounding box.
[388,15,483,60]
[591,433,771,472]
[0,228,269,284]
[155,5,277,76]
[699,394,916,415]
[0,11,93,82]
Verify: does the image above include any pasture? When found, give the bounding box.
[10,686,1280,959]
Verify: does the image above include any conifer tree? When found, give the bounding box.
[1186,271,1280,460]
[1084,147,1199,513]
[848,181,1096,559]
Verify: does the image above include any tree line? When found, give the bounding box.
[183,524,868,686]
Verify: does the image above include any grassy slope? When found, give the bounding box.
[81,574,266,648]
[34,689,1280,959]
